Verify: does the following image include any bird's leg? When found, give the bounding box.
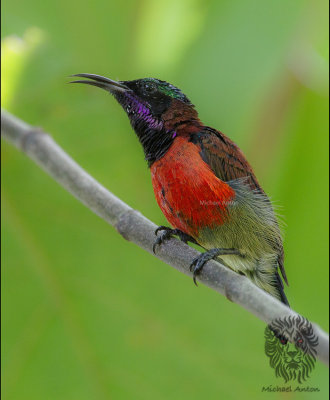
[190,248,242,286]
[153,226,198,254]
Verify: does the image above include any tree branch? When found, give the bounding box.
[1,108,329,366]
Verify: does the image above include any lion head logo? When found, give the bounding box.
[264,316,318,383]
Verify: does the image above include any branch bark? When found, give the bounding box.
[1,108,329,367]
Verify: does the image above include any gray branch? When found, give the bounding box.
[2,108,329,367]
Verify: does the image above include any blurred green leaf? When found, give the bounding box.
[2,0,329,399]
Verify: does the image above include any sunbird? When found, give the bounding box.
[71,73,289,306]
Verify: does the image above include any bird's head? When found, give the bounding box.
[71,74,200,165]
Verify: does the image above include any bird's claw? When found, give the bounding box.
[154,226,172,236]
[152,237,161,254]
[152,227,174,254]
[189,248,240,286]
[189,254,209,286]
[153,226,197,254]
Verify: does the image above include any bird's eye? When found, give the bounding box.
[143,82,156,94]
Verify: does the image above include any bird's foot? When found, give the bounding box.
[153,226,197,254]
[190,248,241,286]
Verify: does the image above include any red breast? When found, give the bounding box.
[150,136,235,237]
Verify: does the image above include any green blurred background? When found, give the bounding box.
[1,0,329,399]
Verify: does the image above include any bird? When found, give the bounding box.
[70,73,289,307]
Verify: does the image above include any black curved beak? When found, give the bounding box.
[70,73,130,93]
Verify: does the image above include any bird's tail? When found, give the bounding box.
[246,260,289,307]
[274,270,290,307]
[267,270,290,344]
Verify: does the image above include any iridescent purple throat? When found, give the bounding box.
[125,93,164,130]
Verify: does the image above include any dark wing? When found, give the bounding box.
[191,127,288,286]
[191,127,262,191]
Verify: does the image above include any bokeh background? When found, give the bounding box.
[1,0,329,399]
